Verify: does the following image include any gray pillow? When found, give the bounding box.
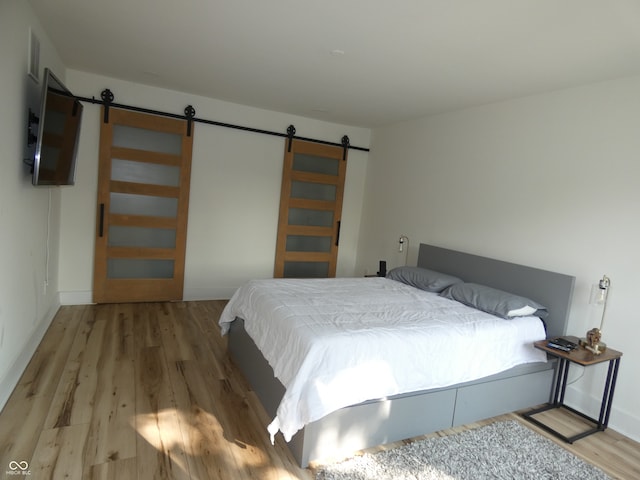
[440,282,548,319]
[386,266,463,293]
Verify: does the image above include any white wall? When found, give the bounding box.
[0,1,66,408]
[6,0,638,444]
[357,75,640,441]
[59,71,370,303]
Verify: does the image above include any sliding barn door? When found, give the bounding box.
[93,108,193,303]
[274,139,347,278]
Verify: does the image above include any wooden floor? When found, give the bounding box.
[1,301,639,479]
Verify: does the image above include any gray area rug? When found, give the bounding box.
[315,420,611,479]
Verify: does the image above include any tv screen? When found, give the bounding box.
[31,68,83,186]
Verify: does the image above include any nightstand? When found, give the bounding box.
[522,336,622,443]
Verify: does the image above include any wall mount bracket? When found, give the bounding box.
[27,108,39,146]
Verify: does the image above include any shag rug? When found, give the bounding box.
[315,420,611,480]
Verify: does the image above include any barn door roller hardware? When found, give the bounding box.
[100,89,114,123]
[75,90,370,152]
[184,105,196,137]
[287,124,296,152]
[341,135,350,161]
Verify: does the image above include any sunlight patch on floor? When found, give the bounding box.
[132,407,283,476]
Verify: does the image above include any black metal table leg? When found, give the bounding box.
[523,355,621,444]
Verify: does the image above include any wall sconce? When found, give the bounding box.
[398,235,409,266]
[398,235,408,253]
[580,275,610,355]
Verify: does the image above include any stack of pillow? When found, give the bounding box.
[386,266,548,319]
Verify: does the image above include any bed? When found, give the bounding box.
[220,244,575,467]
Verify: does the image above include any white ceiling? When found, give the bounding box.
[28,0,640,128]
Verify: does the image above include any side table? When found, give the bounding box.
[522,336,622,443]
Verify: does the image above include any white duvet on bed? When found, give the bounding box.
[219,277,547,443]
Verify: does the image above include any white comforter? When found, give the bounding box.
[218,277,547,442]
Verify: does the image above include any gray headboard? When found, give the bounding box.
[417,244,575,339]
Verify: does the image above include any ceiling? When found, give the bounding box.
[29,0,640,128]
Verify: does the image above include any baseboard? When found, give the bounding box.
[59,288,233,305]
[566,384,640,443]
[0,299,60,412]
[59,290,93,305]
[183,286,235,301]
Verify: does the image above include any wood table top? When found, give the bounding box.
[534,336,622,366]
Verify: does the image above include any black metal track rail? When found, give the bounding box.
[75,90,370,154]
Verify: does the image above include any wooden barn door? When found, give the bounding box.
[93,108,193,303]
[274,139,347,278]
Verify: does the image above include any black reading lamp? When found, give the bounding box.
[580,275,610,355]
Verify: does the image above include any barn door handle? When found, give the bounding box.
[335,220,341,246]
[99,203,105,237]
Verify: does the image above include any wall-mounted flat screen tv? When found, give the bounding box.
[31,68,83,186]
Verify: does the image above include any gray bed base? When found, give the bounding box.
[227,244,576,467]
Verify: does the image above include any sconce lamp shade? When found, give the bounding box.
[398,235,409,265]
[581,275,611,354]
[398,235,408,253]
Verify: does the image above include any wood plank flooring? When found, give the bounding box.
[1,301,639,479]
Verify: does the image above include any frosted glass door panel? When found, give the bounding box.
[112,159,180,186]
[113,125,182,155]
[107,259,174,279]
[283,261,329,278]
[286,235,332,252]
[291,181,336,201]
[108,226,176,248]
[293,153,339,176]
[110,192,178,218]
[288,208,334,227]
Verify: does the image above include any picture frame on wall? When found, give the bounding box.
[28,27,40,83]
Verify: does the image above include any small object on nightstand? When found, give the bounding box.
[581,327,605,355]
[364,260,387,278]
[546,337,578,352]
